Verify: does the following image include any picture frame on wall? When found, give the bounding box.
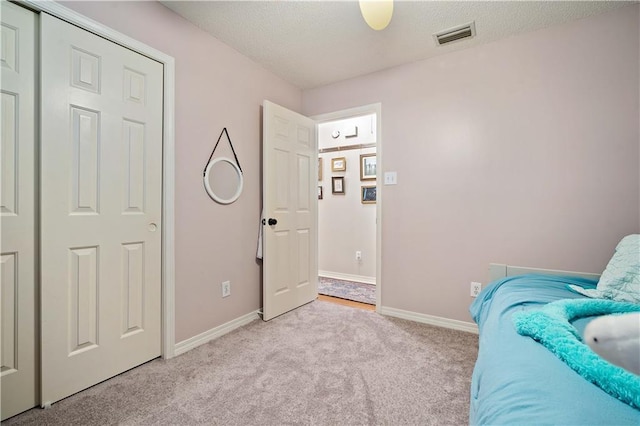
[318,157,323,181]
[318,185,323,200]
[361,185,376,204]
[332,176,345,194]
[331,157,346,172]
[360,154,376,181]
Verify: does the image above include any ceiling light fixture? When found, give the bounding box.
[359,0,393,31]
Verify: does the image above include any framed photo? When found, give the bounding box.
[318,185,323,200]
[361,185,376,204]
[332,176,345,194]
[360,154,376,181]
[331,157,346,172]
[345,126,358,138]
[318,157,323,181]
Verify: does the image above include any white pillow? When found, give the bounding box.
[568,234,640,304]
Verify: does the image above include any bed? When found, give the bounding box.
[469,263,640,425]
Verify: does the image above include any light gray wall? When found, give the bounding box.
[318,115,376,280]
[303,5,640,322]
[62,1,639,337]
[62,1,302,342]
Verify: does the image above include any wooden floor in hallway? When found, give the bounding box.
[317,294,376,311]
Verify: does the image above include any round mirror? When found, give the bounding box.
[204,157,243,204]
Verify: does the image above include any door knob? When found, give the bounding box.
[268,218,277,226]
[148,223,158,232]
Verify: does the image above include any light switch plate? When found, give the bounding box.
[384,171,397,185]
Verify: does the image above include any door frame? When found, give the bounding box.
[312,103,382,310]
[19,0,177,358]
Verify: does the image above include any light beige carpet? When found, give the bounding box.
[6,300,478,425]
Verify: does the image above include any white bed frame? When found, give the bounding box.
[489,263,601,282]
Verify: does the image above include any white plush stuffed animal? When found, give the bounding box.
[584,313,640,375]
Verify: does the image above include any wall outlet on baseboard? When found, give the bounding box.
[470,282,482,298]
[222,281,231,298]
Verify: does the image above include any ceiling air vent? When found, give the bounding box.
[434,21,476,46]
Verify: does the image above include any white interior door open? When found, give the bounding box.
[1,2,38,420]
[40,13,163,405]
[262,101,318,321]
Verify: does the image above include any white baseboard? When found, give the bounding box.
[379,306,478,334]
[319,270,376,285]
[173,306,476,357]
[174,310,260,356]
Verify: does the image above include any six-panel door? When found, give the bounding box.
[0,2,37,420]
[40,13,163,405]
[262,101,318,321]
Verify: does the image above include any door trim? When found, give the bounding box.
[312,103,382,311]
[19,0,177,358]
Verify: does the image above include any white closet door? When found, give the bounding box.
[0,2,37,420]
[40,13,163,405]
[262,101,318,321]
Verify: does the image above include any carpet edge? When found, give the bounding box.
[380,306,479,334]
[174,310,261,357]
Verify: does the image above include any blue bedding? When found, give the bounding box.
[469,274,640,425]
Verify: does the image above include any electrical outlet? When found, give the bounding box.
[470,282,482,298]
[355,251,362,261]
[222,281,231,298]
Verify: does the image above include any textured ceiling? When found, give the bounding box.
[161,1,634,89]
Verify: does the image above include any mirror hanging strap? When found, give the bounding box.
[203,127,243,176]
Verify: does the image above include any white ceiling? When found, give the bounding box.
[161,1,634,89]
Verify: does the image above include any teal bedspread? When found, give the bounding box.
[469,274,640,425]
[514,298,640,410]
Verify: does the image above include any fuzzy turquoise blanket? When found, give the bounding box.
[513,299,640,410]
